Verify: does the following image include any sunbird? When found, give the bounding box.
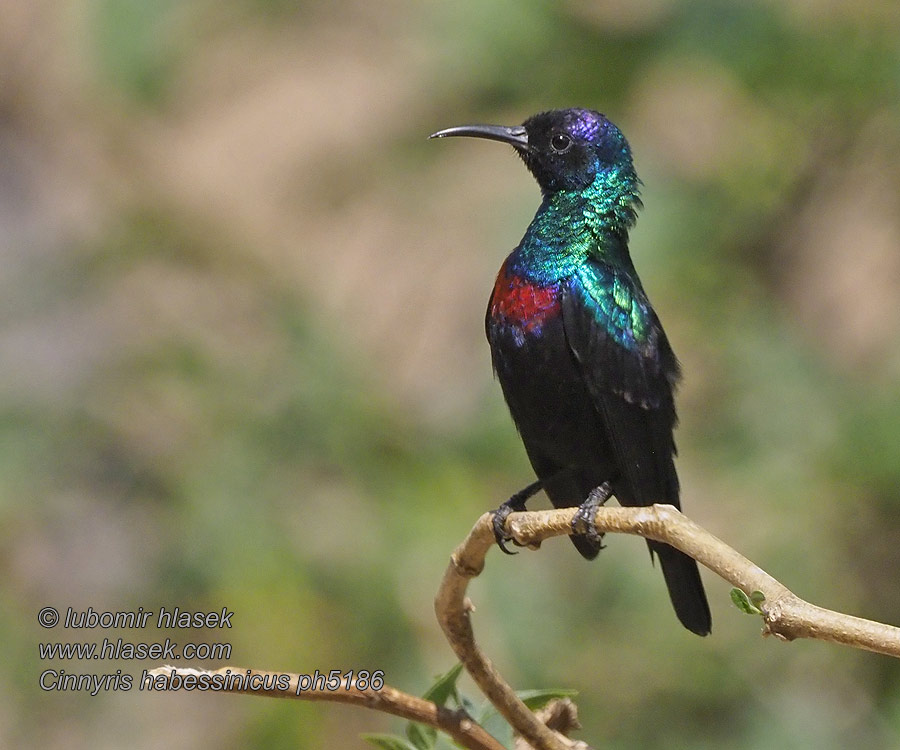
[431,109,711,635]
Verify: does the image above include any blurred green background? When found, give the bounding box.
[3,0,900,747]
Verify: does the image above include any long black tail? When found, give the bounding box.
[651,540,711,636]
[538,467,711,635]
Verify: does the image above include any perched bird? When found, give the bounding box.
[430,108,711,636]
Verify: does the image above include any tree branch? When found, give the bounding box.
[505,504,900,658]
[145,666,506,750]
[434,504,900,749]
[435,516,586,750]
[157,504,900,750]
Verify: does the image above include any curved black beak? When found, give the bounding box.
[429,124,529,152]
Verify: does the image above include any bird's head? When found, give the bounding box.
[430,108,635,195]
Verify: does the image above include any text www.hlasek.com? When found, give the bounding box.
[39,638,231,661]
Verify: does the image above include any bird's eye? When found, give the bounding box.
[550,133,573,153]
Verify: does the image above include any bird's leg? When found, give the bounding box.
[492,479,543,555]
[571,481,613,549]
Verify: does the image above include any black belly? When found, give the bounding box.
[488,314,618,506]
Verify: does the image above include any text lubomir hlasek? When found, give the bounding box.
[63,606,233,629]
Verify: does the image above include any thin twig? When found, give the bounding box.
[434,504,900,750]
[505,504,900,658]
[156,504,900,750]
[145,666,505,750]
[435,516,582,750]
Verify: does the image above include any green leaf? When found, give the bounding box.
[475,688,578,724]
[406,721,436,750]
[477,709,515,750]
[750,590,766,607]
[401,664,466,750]
[516,688,578,711]
[730,587,763,615]
[361,733,421,750]
[422,663,464,707]
[472,689,577,750]
[458,694,477,718]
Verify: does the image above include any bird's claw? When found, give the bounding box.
[571,482,613,549]
[492,502,521,555]
[491,479,543,554]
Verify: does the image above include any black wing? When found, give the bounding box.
[561,259,711,635]
[560,259,681,508]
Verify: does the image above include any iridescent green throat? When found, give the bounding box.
[511,164,641,282]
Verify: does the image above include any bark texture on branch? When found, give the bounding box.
[504,505,900,658]
[145,666,505,750]
[434,504,900,748]
[435,516,579,750]
[155,504,900,750]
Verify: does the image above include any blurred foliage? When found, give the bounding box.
[364,662,578,750]
[2,0,900,748]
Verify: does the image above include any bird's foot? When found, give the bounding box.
[571,482,613,549]
[492,479,542,555]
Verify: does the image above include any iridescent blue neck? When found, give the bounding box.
[509,165,640,282]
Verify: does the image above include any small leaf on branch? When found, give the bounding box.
[475,710,514,750]
[402,663,467,750]
[730,588,763,615]
[472,688,578,750]
[406,721,435,750]
[423,662,465,707]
